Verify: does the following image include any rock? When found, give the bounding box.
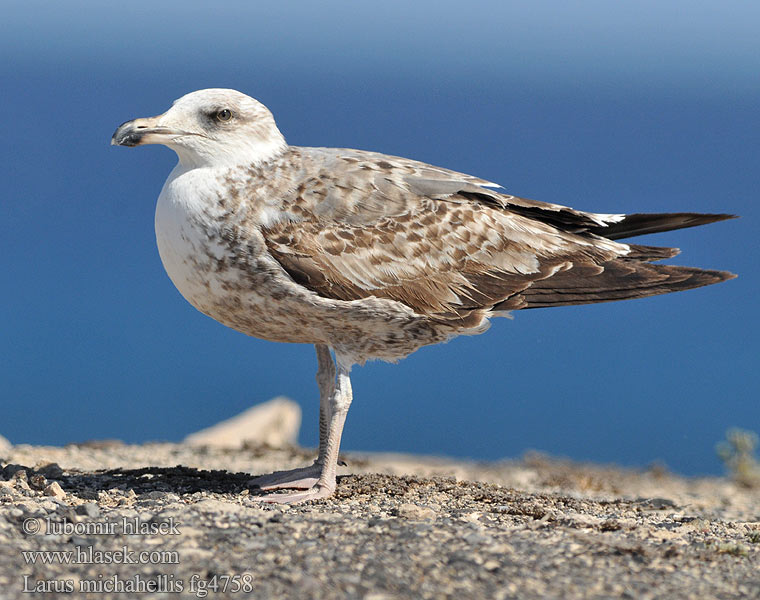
[6,465,26,480]
[36,463,64,479]
[38,500,59,512]
[75,503,101,518]
[43,482,66,500]
[184,397,301,449]
[483,560,500,572]
[395,503,437,521]
[29,474,48,491]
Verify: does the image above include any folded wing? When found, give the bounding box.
[263,149,735,323]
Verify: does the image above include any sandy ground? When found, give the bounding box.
[1,442,758,599]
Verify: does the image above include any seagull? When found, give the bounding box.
[112,88,735,503]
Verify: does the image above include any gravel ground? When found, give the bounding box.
[1,442,758,599]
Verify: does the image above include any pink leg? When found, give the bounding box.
[254,355,353,504]
[249,344,336,491]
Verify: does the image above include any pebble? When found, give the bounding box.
[395,503,437,520]
[43,482,66,499]
[38,500,59,512]
[75,503,101,518]
[483,559,500,571]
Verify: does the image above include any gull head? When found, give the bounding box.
[111,89,287,169]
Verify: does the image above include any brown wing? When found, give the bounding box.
[262,148,734,324]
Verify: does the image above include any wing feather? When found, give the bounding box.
[260,148,733,322]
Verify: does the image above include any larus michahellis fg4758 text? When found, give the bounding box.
[112,88,735,503]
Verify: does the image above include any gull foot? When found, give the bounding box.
[248,463,322,491]
[254,483,335,504]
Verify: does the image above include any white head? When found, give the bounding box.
[111,89,288,169]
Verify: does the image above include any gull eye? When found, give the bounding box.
[216,109,232,122]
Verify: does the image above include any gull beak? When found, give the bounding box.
[111,114,179,147]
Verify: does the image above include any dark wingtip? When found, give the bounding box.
[702,213,740,224]
[672,267,737,289]
[672,268,737,297]
[598,212,739,240]
[518,262,736,309]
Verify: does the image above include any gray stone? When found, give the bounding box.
[75,503,101,518]
[36,462,64,479]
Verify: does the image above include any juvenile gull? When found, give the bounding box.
[112,89,735,503]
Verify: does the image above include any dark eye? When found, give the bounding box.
[216,109,232,122]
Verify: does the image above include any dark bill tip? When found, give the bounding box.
[111,120,143,147]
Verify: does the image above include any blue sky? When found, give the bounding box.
[1,1,757,475]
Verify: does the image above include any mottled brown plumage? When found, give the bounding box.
[261,147,734,323]
[112,89,736,504]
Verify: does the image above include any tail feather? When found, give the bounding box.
[591,212,737,240]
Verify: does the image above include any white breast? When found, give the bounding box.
[154,165,234,312]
